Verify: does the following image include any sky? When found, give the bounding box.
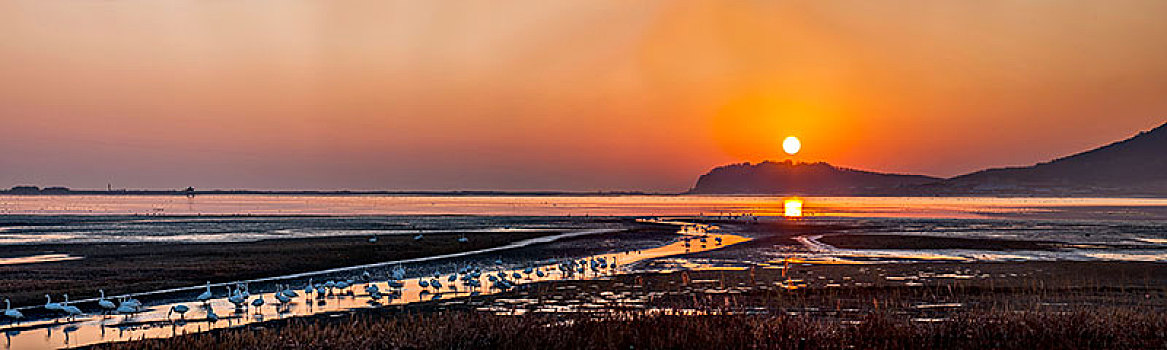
[1,1,1165,192]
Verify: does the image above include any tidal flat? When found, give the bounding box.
[92,260,1167,350]
[2,204,1166,349]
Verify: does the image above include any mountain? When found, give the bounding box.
[687,160,941,195]
[930,122,1167,195]
[689,121,1167,196]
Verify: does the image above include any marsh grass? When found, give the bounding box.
[94,261,1167,350]
[97,308,1167,350]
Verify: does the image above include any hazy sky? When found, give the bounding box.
[2,1,1165,191]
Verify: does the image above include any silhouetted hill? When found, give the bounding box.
[687,160,940,195]
[689,121,1167,196]
[931,122,1167,195]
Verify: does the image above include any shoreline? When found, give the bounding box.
[87,260,1167,350]
[0,230,566,308]
[5,191,1167,198]
[1,221,679,312]
[4,215,1166,349]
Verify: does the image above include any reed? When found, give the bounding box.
[94,261,1167,350]
[97,307,1167,350]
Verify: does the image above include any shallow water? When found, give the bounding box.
[675,216,1167,267]
[0,254,80,266]
[2,196,1167,348]
[0,216,599,245]
[3,195,1166,246]
[2,195,1166,219]
[789,234,1167,264]
[0,222,747,349]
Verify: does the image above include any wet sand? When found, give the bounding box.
[817,234,1061,250]
[0,231,562,307]
[91,260,1167,350]
[9,217,1167,349]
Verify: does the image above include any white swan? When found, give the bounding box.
[3,299,22,321]
[44,294,63,311]
[196,281,213,303]
[97,290,117,313]
[281,284,299,298]
[123,298,142,309]
[250,296,265,314]
[116,298,137,316]
[60,294,83,319]
[275,284,291,304]
[275,292,291,305]
[227,287,246,308]
[168,304,189,320]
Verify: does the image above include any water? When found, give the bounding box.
[1,221,745,349]
[0,215,593,245]
[0,254,80,266]
[780,233,1167,264]
[2,195,1167,348]
[2,195,1166,246]
[2,195,1166,219]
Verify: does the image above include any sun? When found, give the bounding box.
[782,136,801,155]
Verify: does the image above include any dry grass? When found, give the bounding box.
[94,261,1167,350]
[98,308,1167,350]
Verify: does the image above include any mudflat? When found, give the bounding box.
[0,231,557,306]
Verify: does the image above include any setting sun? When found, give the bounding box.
[0,2,1164,348]
[783,136,801,155]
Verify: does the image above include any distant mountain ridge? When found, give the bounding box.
[690,121,1167,196]
[933,121,1167,195]
[687,160,940,195]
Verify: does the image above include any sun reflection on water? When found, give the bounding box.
[784,198,803,217]
[0,222,751,350]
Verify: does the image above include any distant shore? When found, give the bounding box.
[4,187,1167,198]
[0,186,661,197]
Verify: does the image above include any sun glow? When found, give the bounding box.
[782,136,801,155]
[784,198,803,217]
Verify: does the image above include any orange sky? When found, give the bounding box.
[1,1,1165,191]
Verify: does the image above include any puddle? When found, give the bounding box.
[0,254,81,266]
[790,234,1167,264]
